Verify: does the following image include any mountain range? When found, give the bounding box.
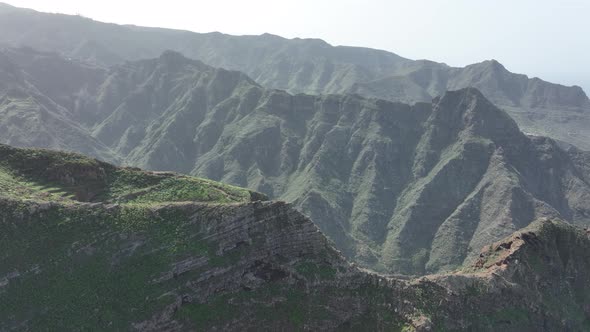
[1,47,590,275]
[0,2,588,150]
[1,144,590,331]
[1,3,590,330]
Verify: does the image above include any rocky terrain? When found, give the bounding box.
[0,2,588,150]
[1,48,590,275]
[0,144,589,331]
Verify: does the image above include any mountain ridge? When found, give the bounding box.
[0,2,588,150]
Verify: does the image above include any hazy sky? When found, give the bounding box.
[6,0,590,93]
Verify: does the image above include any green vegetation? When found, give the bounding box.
[0,144,255,205]
[466,307,531,329]
[0,197,254,330]
[295,261,337,280]
[0,166,75,202]
[120,176,251,204]
[176,294,239,329]
[0,203,171,329]
[0,145,268,329]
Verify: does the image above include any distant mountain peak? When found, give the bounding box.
[468,59,510,74]
[138,50,209,74]
[260,32,285,39]
[158,49,190,64]
[434,87,495,112]
[434,87,523,141]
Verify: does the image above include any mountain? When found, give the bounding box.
[0,3,588,150]
[1,144,589,331]
[1,47,590,276]
[0,47,117,162]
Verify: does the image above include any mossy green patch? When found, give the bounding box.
[0,144,256,205]
[122,176,250,204]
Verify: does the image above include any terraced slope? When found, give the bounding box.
[0,3,588,149]
[1,144,589,331]
[1,48,590,275]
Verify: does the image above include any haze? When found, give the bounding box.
[5,0,590,93]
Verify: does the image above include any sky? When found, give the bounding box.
[5,0,590,93]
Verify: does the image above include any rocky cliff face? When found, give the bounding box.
[1,48,590,275]
[423,218,590,331]
[0,3,588,150]
[1,145,589,331]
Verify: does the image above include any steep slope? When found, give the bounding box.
[1,48,590,275]
[0,47,117,162]
[426,218,590,331]
[0,3,588,149]
[1,144,590,331]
